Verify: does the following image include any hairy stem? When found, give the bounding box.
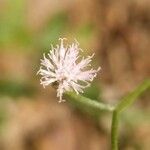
[65,92,114,112]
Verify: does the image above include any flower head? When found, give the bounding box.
[37,38,100,102]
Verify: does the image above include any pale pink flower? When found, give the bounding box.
[37,38,100,102]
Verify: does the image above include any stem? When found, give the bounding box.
[64,79,150,150]
[65,92,114,112]
[111,110,119,150]
[116,80,150,113]
[111,79,150,150]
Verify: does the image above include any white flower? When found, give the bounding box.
[37,38,101,102]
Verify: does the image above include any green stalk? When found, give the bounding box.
[65,92,114,112]
[111,79,150,150]
[64,79,150,150]
[116,79,150,113]
[111,110,119,150]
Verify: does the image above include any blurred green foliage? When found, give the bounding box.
[0,0,95,53]
[76,23,95,39]
[0,0,31,47]
[0,79,35,97]
[37,12,69,51]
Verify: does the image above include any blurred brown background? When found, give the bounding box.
[0,0,150,150]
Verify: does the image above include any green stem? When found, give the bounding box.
[64,79,150,150]
[111,110,119,150]
[116,80,150,113]
[65,92,114,112]
[111,79,150,150]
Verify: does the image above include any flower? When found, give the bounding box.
[37,38,101,102]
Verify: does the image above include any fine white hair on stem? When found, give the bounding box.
[37,38,101,102]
